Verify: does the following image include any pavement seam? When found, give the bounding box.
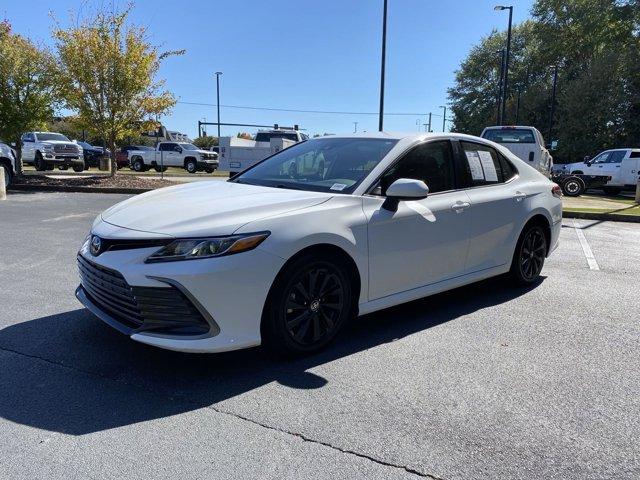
[0,345,443,479]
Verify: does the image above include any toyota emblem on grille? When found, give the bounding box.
[90,235,102,256]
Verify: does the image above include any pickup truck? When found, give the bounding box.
[481,126,553,177]
[219,129,307,175]
[20,132,84,172]
[128,142,219,174]
[560,148,640,195]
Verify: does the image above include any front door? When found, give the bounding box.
[365,140,472,300]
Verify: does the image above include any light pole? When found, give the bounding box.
[439,106,447,132]
[494,5,513,124]
[214,72,222,139]
[515,86,522,125]
[378,0,388,132]
[495,48,505,124]
[548,65,558,144]
[427,112,432,132]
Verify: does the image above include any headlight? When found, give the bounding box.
[145,232,270,263]
[43,144,53,151]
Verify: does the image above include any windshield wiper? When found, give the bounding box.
[275,184,300,190]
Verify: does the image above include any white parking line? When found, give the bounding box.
[572,219,600,271]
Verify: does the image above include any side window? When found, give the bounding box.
[592,152,611,164]
[379,141,454,195]
[159,143,175,152]
[607,151,626,163]
[498,153,517,181]
[460,141,505,186]
[630,151,640,159]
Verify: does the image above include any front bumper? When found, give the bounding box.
[43,153,83,165]
[197,159,219,170]
[76,225,286,353]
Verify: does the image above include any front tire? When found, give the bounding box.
[72,162,85,172]
[262,254,354,355]
[561,176,585,197]
[185,159,198,174]
[132,158,145,172]
[34,152,46,171]
[510,224,548,285]
[2,164,12,188]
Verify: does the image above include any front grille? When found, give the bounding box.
[78,255,210,335]
[54,144,79,154]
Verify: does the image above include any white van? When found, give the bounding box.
[564,148,640,194]
[481,126,553,177]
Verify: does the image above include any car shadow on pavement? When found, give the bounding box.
[0,275,545,436]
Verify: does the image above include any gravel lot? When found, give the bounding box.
[1,192,638,480]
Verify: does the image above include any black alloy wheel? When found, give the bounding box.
[263,255,353,355]
[512,225,547,284]
[562,177,585,197]
[34,152,45,171]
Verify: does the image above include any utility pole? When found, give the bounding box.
[496,49,505,124]
[215,72,222,139]
[439,106,447,132]
[494,5,513,123]
[547,65,558,144]
[427,112,432,132]
[378,0,388,132]
[353,121,358,133]
[515,87,521,125]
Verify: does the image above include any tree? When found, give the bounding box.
[192,135,218,150]
[53,5,183,176]
[448,0,640,162]
[0,21,58,174]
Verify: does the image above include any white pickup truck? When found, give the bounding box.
[128,142,219,174]
[219,129,308,175]
[481,126,553,177]
[560,148,640,195]
[20,132,84,172]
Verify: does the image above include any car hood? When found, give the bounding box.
[100,181,332,237]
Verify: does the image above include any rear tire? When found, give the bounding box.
[510,224,548,285]
[561,176,585,197]
[262,253,354,355]
[185,159,198,174]
[154,165,168,173]
[72,162,85,172]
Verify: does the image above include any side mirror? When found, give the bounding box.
[383,178,429,211]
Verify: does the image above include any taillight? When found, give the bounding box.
[552,184,562,198]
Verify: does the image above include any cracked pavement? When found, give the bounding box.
[1,192,639,479]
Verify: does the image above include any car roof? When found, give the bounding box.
[309,132,491,143]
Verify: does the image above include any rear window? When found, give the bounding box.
[255,132,299,142]
[482,128,536,144]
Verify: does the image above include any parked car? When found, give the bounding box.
[0,142,16,188]
[73,141,110,169]
[20,132,84,172]
[481,126,553,177]
[75,132,562,355]
[562,148,640,195]
[128,142,219,173]
[116,145,154,169]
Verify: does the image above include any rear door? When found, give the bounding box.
[619,151,640,187]
[458,140,526,272]
[158,142,178,167]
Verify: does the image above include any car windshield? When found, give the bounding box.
[482,128,536,144]
[131,145,154,151]
[232,137,398,194]
[78,141,92,148]
[255,132,299,142]
[179,143,200,150]
[36,133,70,142]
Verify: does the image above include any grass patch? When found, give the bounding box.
[564,205,640,216]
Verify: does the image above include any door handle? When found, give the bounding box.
[514,191,527,202]
[451,201,470,212]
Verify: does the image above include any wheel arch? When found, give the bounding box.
[261,243,362,330]
[183,156,198,167]
[521,212,552,256]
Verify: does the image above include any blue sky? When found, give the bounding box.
[3,0,534,138]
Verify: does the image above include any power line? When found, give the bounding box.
[176,101,448,118]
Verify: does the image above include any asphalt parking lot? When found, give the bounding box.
[1,192,639,480]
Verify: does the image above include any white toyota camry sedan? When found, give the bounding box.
[76,133,562,354]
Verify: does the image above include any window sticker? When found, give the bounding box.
[478,151,498,181]
[465,151,484,181]
[330,183,347,191]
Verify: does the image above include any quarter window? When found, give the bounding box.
[460,141,508,186]
[378,141,454,195]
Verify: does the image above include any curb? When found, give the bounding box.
[563,210,640,223]
[8,184,150,195]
